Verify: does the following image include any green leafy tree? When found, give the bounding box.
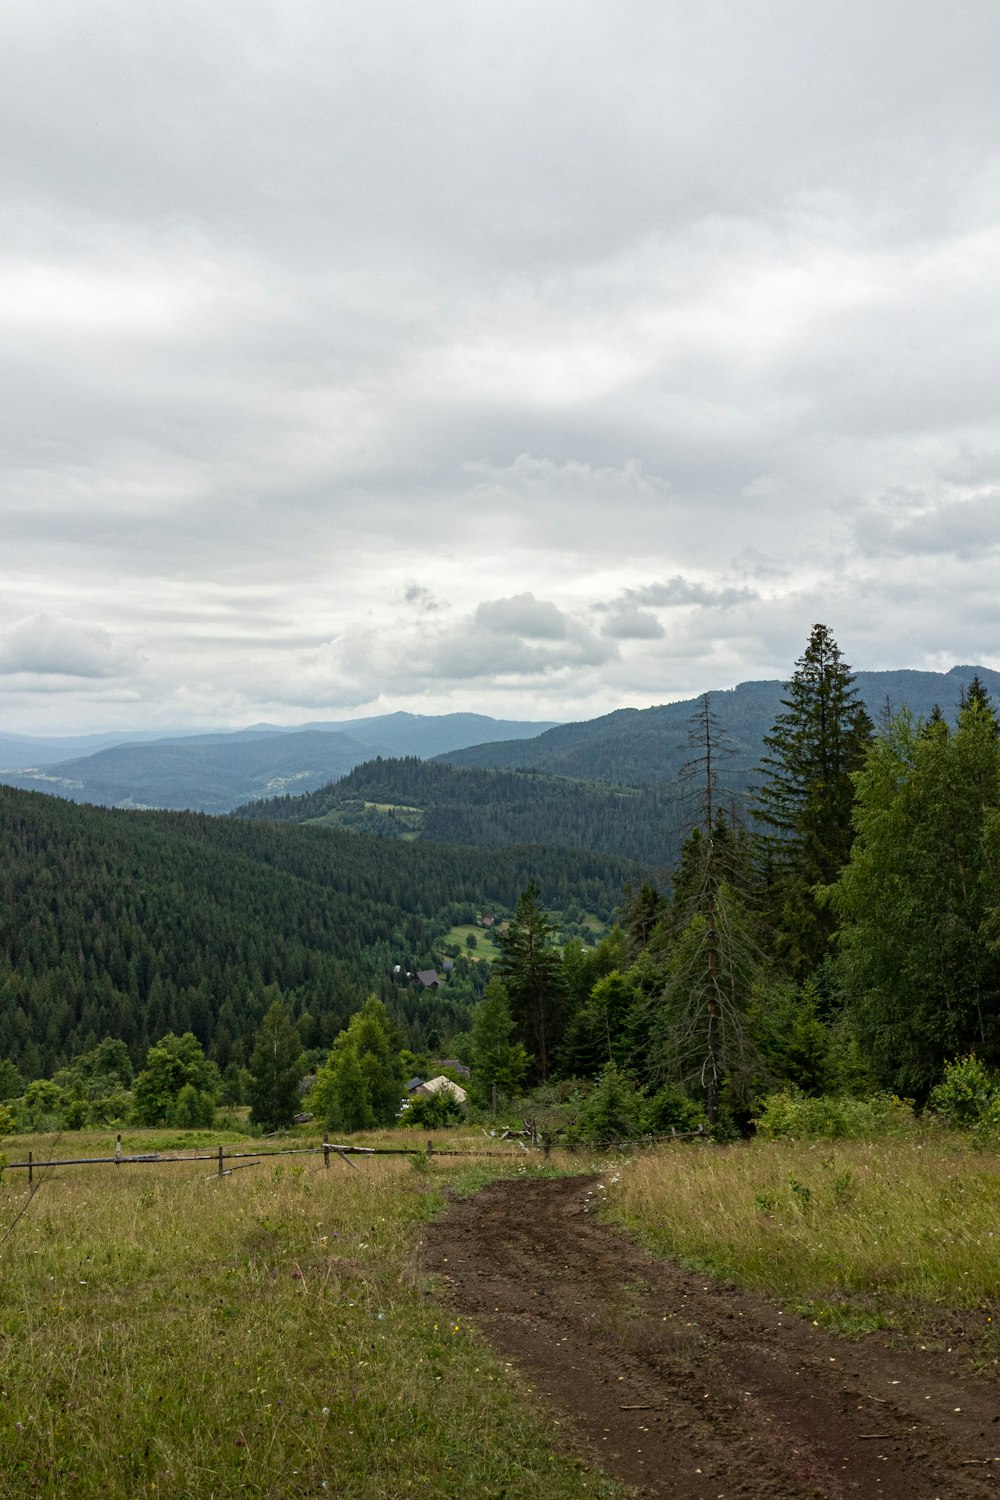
[171,1082,216,1128]
[469,979,530,1109]
[311,997,404,1133]
[132,1032,220,1126]
[22,1078,66,1125]
[558,969,641,1078]
[247,1001,303,1131]
[755,624,873,975]
[832,701,1000,1099]
[494,881,566,1081]
[62,1038,133,1100]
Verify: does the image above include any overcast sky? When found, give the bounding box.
[3,1,999,734]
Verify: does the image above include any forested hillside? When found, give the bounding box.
[0,786,638,1080]
[234,757,690,864]
[438,666,1000,786]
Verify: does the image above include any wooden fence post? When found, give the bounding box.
[427,1138,434,1162]
[28,1150,32,1185]
[218,1144,224,1178]
[115,1134,122,1168]
[323,1134,330,1169]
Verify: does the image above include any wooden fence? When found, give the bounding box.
[3,1132,521,1183]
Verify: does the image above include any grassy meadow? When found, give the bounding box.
[7,1124,1000,1497]
[603,1132,1000,1342]
[0,1129,624,1500]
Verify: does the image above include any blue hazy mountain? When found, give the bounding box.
[0,713,558,812]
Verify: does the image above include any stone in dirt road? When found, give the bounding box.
[424,1175,1000,1499]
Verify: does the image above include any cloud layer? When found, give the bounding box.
[3,2,1000,731]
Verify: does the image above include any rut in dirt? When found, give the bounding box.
[424,1175,1000,1500]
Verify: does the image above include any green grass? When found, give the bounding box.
[0,1130,626,1499]
[442,924,503,962]
[603,1133,1000,1335]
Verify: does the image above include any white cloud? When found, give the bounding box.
[0,614,137,680]
[2,3,1000,730]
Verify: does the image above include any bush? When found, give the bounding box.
[754,1090,914,1140]
[400,1091,463,1129]
[641,1084,706,1135]
[927,1055,999,1127]
[569,1064,645,1144]
[170,1084,216,1129]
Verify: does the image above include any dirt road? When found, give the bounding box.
[424,1175,1000,1498]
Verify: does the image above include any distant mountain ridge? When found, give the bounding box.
[436,666,1000,786]
[0,712,558,812]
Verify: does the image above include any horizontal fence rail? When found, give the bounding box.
[4,1123,708,1183]
[3,1133,534,1181]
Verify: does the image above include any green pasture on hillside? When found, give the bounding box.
[0,1129,624,1500]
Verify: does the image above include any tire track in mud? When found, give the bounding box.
[424,1175,1000,1499]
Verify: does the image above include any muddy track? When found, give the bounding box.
[424,1175,1000,1498]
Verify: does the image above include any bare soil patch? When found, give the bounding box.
[424,1175,1000,1498]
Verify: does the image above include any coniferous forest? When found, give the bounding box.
[4,623,1000,1135]
[0,788,638,1080]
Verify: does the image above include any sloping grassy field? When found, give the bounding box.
[0,1131,625,1500]
[603,1133,1000,1341]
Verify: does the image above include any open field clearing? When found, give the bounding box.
[0,1131,624,1500]
[7,1128,1000,1498]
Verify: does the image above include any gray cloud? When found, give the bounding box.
[854,492,1000,561]
[475,594,570,640]
[2,2,1000,731]
[622,578,761,610]
[601,607,666,641]
[0,614,137,680]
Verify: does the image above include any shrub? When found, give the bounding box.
[570,1063,645,1143]
[927,1054,999,1127]
[400,1091,463,1129]
[641,1084,706,1135]
[754,1089,913,1140]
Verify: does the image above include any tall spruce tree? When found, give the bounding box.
[494,881,565,1081]
[755,624,873,975]
[652,694,760,1123]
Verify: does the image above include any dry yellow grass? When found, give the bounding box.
[602,1134,1000,1329]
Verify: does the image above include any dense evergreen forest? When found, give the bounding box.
[6,627,1000,1138]
[0,786,639,1079]
[234,758,689,864]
